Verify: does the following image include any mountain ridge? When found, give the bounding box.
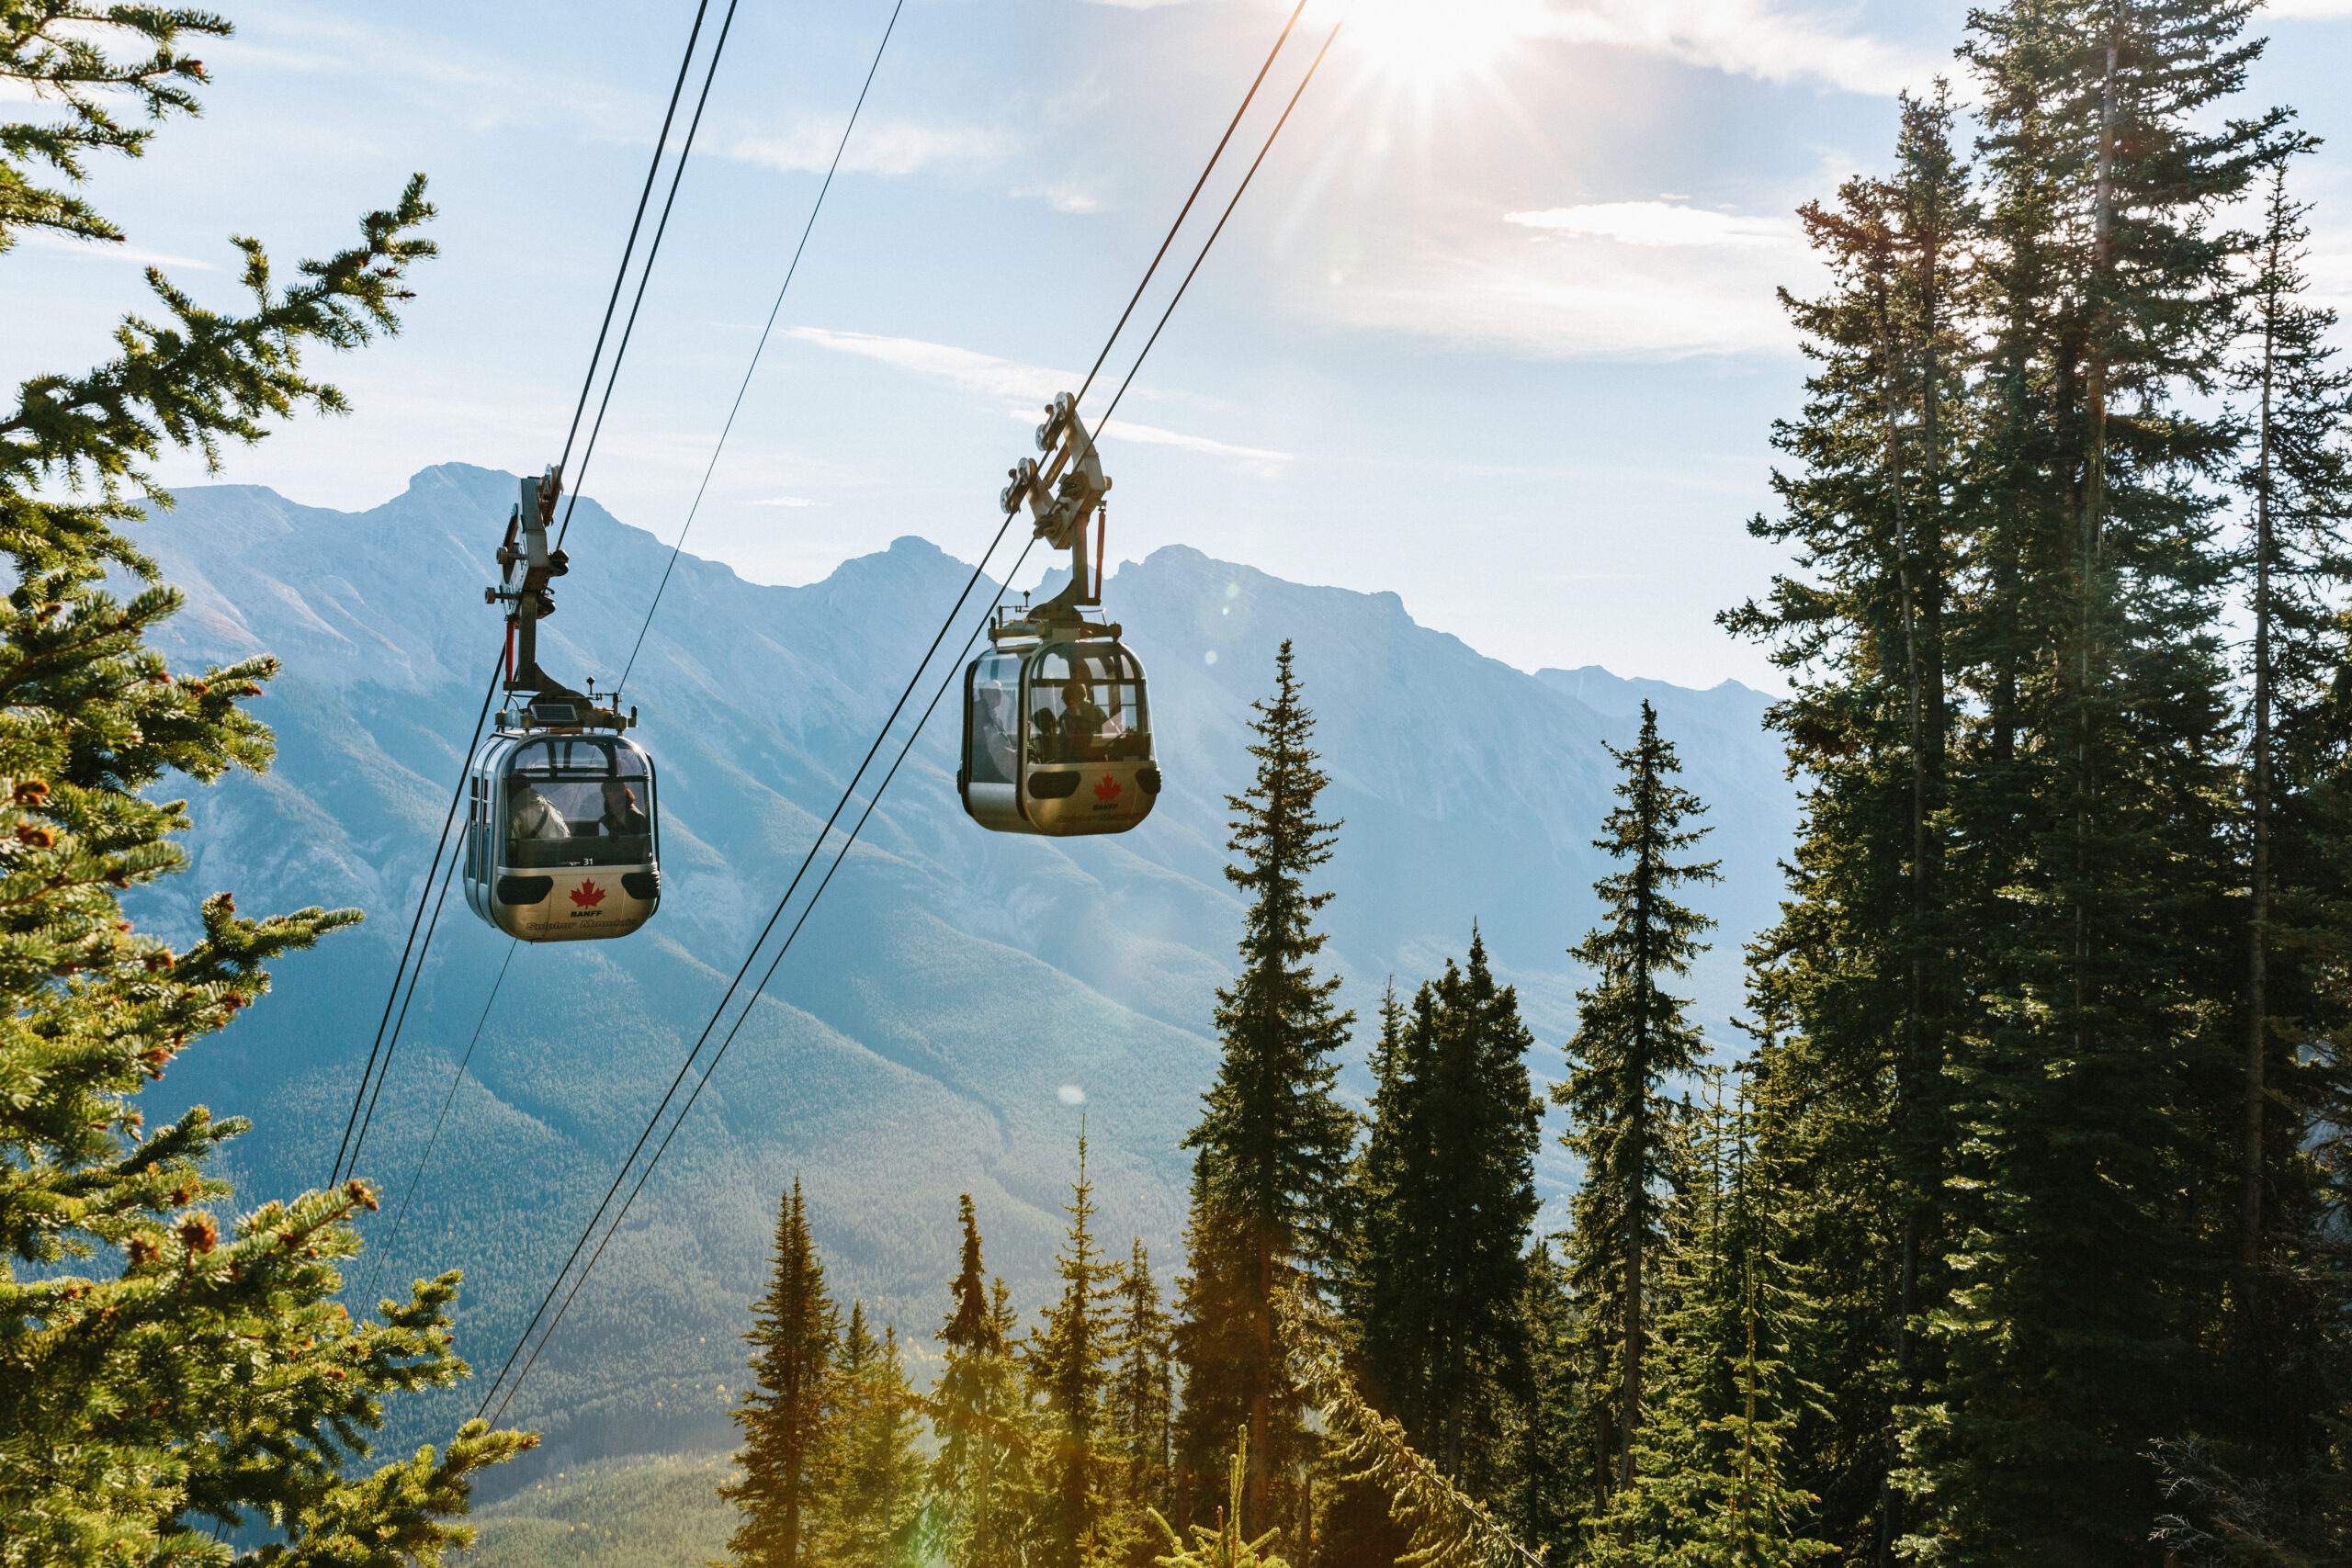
[121,465,1795,1485]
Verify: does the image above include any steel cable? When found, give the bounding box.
[486,535,1037,1427]
[1070,0,1313,412]
[472,512,1020,1418]
[617,0,912,698]
[332,0,739,1188]
[471,0,1346,1425]
[558,0,718,478]
[358,940,516,1308]
[557,0,747,552]
[330,657,501,1186]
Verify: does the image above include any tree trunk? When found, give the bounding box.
[1250,1229,1272,1536]
[2245,197,2279,1268]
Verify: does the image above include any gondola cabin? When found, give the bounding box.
[961,636,1159,835]
[464,710,662,942]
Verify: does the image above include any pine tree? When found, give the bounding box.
[2217,129,2352,1513]
[1112,1238,1176,1562]
[927,1195,1036,1568]
[1722,88,1975,1555]
[724,1179,842,1568]
[1352,931,1543,1494]
[826,1306,925,1568]
[1505,1241,1586,1563]
[1898,2,2281,1554]
[1556,701,1719,1518]
[0,7,533,1561]
[1176,638,1356,1538]
[1027,1132,1124,1568]
[1593,1076,1829,1566]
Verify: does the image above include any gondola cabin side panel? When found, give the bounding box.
[960,639,1159,837]
[468,730,662,942]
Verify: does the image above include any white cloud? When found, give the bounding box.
[1004,407,1292,468]
[1534,0,1948,97]
[18,230,216,270]
[1017,181,1109,214]
[1306,209,1823,359]
[791,327,1070,404]
[1506,201,1796,249]
[729,119,1013,179]
[2264,0,2352,16]
[789,328,1292,469]
[214,4,645,138]
[750,495,823,507]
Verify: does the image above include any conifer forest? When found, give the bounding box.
[6,0,2352,1564]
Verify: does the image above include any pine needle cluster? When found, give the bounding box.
[1,6,530,1562]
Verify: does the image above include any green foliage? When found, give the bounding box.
[1024,1133,1125,1568]
[0,6,533,1563]
[720,1180,840,1568]
[1556,701,1719,1510]
[1589,1077,1830,1567]
[1721,88,1976,1557]
[1147,1431,1289,1568]
[1351,932,1543,1494]
[1502,1242,1587,1563]
[1283,1298,1539,1568]
[824,1307,924,1568]
[1,2,223,250]
[924,1195,1037,1568]
[1724,0,2352,1558]
[1176,639,1354,1537]
[1111,1237,1176,1564]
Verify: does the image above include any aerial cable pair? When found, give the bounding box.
[331,0,741,1186]
[353,0,912,1335]
[469,0,1350,1420]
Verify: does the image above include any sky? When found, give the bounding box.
[9,0,2352,690]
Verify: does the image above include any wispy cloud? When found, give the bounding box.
[792,328,1291,469]
[1536,0,1946,97]
[1016,181,1109,214]
[1506,201,1796,249]
[19,231,216,270]
[750,496,824,507]
[729,119,1013,178]
[2265,0,2352,16]
[215,4,643,137]
[791,327,1069,404]
[1306,205,1821,359]
[1004,408,1292,468]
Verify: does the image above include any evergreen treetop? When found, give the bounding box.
[723,1179,841,1568]
[1178,639,1355,1536]
[1187,637,1357,1262]
[1352,931,1542,1495]
[926,1195,1035,1568]
[1558,701,1718,1511]
[1027,1133,1122,1568]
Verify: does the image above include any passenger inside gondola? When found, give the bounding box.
[508,773,571,841]
[600,781,650,837]
[1058,676,1106,761]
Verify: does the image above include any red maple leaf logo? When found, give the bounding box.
[570,879,608,908]
[1092,773,1122,802]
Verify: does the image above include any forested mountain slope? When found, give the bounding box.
[128,464,1792,1478]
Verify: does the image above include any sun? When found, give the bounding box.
[1336,0,1546,83]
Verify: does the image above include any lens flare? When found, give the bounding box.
[1339,0,1545,82]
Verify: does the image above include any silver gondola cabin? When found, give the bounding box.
[959,393,1159,837]
[464,468,662,941]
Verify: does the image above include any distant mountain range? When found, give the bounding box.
[127,464,1794,1484]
